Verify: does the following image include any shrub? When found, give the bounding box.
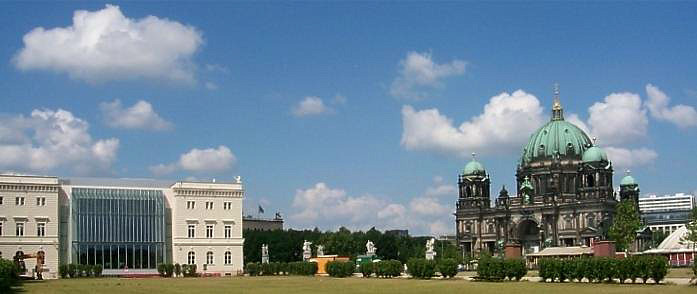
[93,264,103,277]
[279,262,289,275]
[380,260,402,278]
[477,255,505,281]
[59,264,69,278]
[693,261,697,279]
[174,263,182,277]
[359,262,373,278]
[570,258,587,282]
[0,258,21,292]
[504,259,527,281]
[287,261,317,276]
[617,258,633,283]
[187,264,198,277]
[246,262,260,276]
[327,261,355,278]
[67,263,78,278]
[635,256,650,283]
[166,264,175,277]
[407,258,436,279]
[648,256,668,284]
[438,258,458,278]
[157,263,167,277]
[260,262,274,276]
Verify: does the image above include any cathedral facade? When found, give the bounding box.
[455,89,640,256]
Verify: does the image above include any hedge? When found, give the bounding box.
[359,262,374,278]
[477,256,526,281]
[181,264,198,277]
[327,261,355,277]
[437,258,458,278]
[157,263,175,277]
[375,260,402,278]
[406,258,436,279]
[538,255,668,284]
[288,261,317,276]
[0,258,21,292]
[245,262,260,276]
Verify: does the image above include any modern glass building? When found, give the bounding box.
[70,187,167,270]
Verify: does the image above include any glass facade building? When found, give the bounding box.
[71,188,167,270]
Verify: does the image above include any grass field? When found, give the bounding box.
[17,276,696,294]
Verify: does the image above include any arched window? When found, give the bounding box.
[206,251,214,265]
[587,174,595,187]
[224,251,232,265]
[187,251,195,265]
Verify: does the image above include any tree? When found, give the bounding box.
[609,200,641,252]
[680,207,697,256]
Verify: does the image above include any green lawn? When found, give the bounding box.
[17,276,696,294]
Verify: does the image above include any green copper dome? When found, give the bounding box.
[620,175,638,186]
[582,146,608,163]
[521,92,592,165]
[463,158,486,176]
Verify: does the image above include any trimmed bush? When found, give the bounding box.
[157,263,167,277]
[287,261,317,276]
[67,263,78,278]
[359,262,374,278]
[326,261,355,278]
[478,256,505,281]
[260,262,274,276]
[246,262,260,276]
[0,258,21,292]
[375,260,402,278]
[407,258,436,279]
[174,263,182,277]
[181,264,198,277]
[648,256,668,284]
[438,258,458,278]
[93,264,103,277]
[504,259,527,281]
[59,264,69,278]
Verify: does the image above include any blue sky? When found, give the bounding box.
[1,2,696,236]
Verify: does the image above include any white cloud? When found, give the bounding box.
[605,147,658,168]
[289,177,455,236]
[100,99,172,131]
[401,90,544,156]
[645,84,697,128]
[292,96,332,117]
[587,92,648,145]
[205,82,218,90]
[0,108,119,174]
[390,51,466,100]
[13,4,202,83]
[149,145,236,175]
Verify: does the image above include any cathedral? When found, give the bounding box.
[455,87,640,256]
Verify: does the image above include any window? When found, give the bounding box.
[206,251,214,265]
[188,224,195,238]
[224,251,232,265]
[187,201,195,209]
[206,201,214,210]
[16,223,24,236]
[188,251,195,265]
[206,225,214,238]
[36,197,46,206]
[37,223,45,237]
[223,202,232,210]
[16,197,25,206]
[224,225,232,239]
[0,222,3,236]
[0,196,3,205]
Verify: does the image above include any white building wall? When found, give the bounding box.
[171,180,244,276]
[0,175,60,279]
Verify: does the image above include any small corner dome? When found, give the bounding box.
[463,159,486,176]
[620,175,638,186]
[582,146,608,163]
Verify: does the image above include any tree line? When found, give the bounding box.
[243,227,462,264]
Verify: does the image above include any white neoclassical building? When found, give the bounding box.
[0,174,245,278]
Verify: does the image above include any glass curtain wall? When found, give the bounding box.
[71,188,166,270]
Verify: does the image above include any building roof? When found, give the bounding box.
[63,177,174,189]
[620,175,638,186]
[526,246,593,257]
[643,225,695,254]
[582,145,608,163]
[463,158,486,176]
[520,95,593,165]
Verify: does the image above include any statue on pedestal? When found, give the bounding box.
[425,238,437,260]
[261,244,269,264]
[302,240,312,261]
[317,245,325,256]
[366,240,376,256]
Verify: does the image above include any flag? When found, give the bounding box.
[258,205,265,214]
